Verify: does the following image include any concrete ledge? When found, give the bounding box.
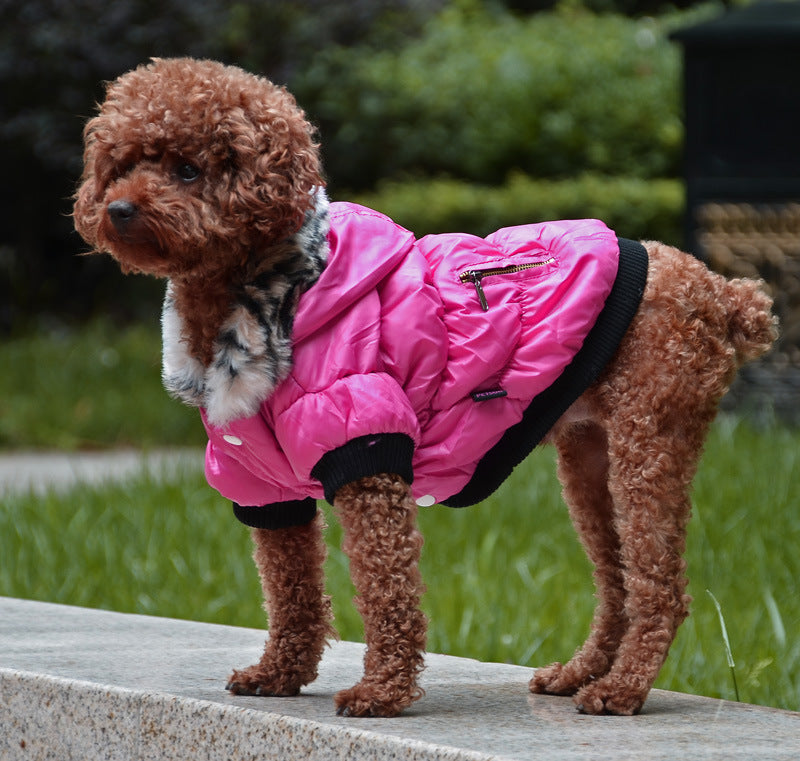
[1,598,798,760]
[0,449,204,495]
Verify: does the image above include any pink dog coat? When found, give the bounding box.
[162,199,647,528]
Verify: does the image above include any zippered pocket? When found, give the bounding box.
[459,258,555,311]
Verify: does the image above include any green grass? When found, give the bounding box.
[0,320,204,450]
[1,418,798,711]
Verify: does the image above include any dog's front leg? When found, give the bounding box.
[333,474,427,717]
[227,514,334,697]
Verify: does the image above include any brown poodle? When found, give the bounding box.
[74,58,777,718]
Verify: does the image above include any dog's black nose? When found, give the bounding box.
[107,199,138,229]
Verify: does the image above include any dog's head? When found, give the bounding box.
[73,58,323,279]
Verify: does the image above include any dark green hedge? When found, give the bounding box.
[352,173,685,245]
[296,5,686,190]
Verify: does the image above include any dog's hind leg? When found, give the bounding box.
[333,474,427,717]
[571,415,701,715]
[530,419,628,697]
[227,514,334,696]
[565,241,760,715]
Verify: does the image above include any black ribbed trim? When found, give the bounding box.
[442,237,648,508]
[311,433,415,504]
[233,498,317,530]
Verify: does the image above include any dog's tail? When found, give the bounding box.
[724,278,778,365]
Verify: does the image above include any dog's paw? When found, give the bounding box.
[334,682,412,718]
[529,662,582,696]
[573,675,647,716]
[530,648,617,698]
[226,665,302,698]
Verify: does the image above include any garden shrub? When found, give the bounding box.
[296,4,684,190]
[351,173,685,245]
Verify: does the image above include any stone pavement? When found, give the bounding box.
[0,448,204,495]
[1,597,798,761]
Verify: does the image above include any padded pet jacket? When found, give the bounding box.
[165,202,648,528]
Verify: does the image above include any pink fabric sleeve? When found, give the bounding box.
[273,372,421,481]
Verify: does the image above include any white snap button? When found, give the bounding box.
[223,434,243,446]
[416,495,436,507]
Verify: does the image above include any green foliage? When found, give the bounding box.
[353,173,685,244]
[0,320,204,450]
[296,5,684,189]
[231,0,446,82]
[1,418,798,710]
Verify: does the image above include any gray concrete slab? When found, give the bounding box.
[1,597,798,760]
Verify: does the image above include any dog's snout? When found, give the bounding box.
[107,199,138,229]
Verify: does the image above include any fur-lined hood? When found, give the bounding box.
[161,190,330,426]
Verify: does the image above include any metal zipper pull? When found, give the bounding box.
[459,258,555,312]
[463,271,489,311]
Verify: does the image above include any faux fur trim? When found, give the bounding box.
[161,189,330,426]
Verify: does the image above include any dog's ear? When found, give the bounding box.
[225,86,324,243]
[73,109,143,249]
[73,178,98,248]
[73,124,106,248]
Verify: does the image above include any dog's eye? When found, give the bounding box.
[176,163,201,183]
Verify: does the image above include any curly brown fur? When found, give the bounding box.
[74,57,322,364]
[531,241,777,714]
[333,475,427,717]
[226,515,335,697]
[73,58,777,719]
[227,475,426,717]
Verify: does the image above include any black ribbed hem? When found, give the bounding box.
[442,237,648,508]
[311,433,415,504]
[233,498,317,530]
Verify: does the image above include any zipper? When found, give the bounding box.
[459,259,555,311]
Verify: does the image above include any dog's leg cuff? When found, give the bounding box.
[311,433,415,504]
[233,498,317,530]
